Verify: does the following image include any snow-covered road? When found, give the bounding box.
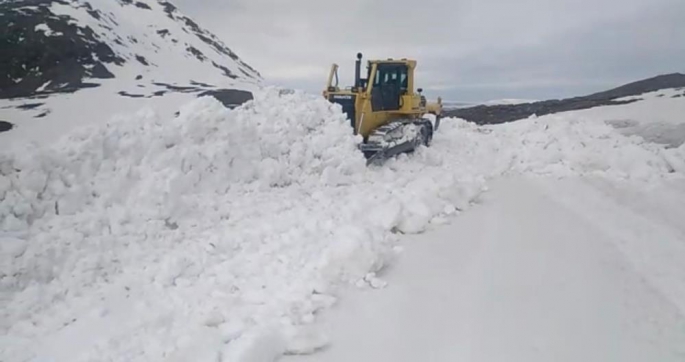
[286,175,685,362]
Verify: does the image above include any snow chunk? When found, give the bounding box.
[662,143,685,173]
[0,237,28,258]
[34,23,62,37]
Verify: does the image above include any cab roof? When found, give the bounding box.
[368,58,416,66]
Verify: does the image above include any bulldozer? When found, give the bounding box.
[323,53,443,164]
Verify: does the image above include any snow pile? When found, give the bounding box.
[0,90,358,234]
[2,87,684,361]
[0,88,484,362]
[433,114,685,182]
[562,87,685,127]
[662,143,685,173]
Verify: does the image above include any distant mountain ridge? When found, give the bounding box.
[444,73,685,124]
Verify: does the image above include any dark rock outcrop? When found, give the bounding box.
[0,121,14,133]
[0,0,124,99]
[444,73,685,125]
[199,89,254,109]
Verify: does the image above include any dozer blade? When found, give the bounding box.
[362,139,420,166]
[359,120,432,166]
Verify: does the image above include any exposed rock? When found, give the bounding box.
[186,46,207,62]
[135,55,149,66]
[152,82,201,92]
[212,61,237,79]
[118,91,146,98]
[16,102,44,110]
[0,0,124,99]
[190,80,214,87]
[134,2,151,10]
[0,121,13,133]
[199,89,254,109]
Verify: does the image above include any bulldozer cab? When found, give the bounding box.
[369,62,409,112]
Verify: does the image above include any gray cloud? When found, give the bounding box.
[175,0,685,102]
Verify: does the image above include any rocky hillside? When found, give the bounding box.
[444,73,685,124]
[0,0,261,136]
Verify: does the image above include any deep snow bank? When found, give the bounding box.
[561,87,685,149]
[2,89,684,362]
[0,88,484,362]
[449,112,685,180]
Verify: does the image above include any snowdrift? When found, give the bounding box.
[0,88,484,362]
[1,88,684,362]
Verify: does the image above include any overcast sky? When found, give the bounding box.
[174,0,685,102]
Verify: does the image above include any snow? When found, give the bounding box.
[284,176,685,362]
[2,85,685,361]
[279,89,685,362]
[555,88,685,149]
[566,88,685,127]
[613,87,684,102]
[0,80,233,152]
[35,80,52,92]
[0,88,485,362]
[34,23,62,37]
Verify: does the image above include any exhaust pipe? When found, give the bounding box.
[355,52,362,89]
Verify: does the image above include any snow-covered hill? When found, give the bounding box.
[442,99,538,111]
[445,73,685,125]
[0,0,261,148]
[555,87,685,150]
[481,98,538,106]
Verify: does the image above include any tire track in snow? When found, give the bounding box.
[286,176,685,362]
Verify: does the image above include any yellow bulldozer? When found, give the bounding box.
[323,53,443,164]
